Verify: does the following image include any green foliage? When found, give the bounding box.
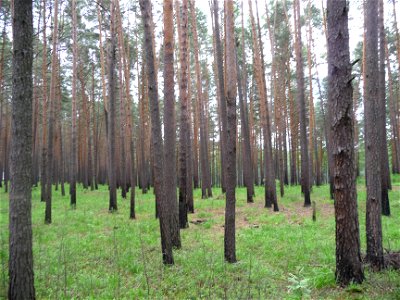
[287,267,311,299]
[0,179,399,299]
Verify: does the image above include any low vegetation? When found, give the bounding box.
[1,176,399,299]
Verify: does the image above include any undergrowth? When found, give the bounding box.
[0,179,399,299]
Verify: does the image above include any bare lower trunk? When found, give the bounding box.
[140,0,174,265]
[107,0,117,211]
[378,0,390,216]
[9,0,36,296]
[294,0,311,206]
[70,0,78,208]
[224,0,237,263]
[163,0,181,248]
[178,0,189,229]
[327,0,364,286]
[364,0,384,271]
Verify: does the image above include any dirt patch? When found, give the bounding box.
[190,219,207,225]
[279,200,334,224]
[189,197,335,231]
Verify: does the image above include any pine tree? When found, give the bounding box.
[8,0,36,296]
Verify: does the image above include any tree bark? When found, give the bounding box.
[364,0,384,271]
[386,37,400,174]
[294,0,311,206]
[45,0,59,223]
[212,0,227,194]
[177,0,189,229]
[107,0,117,211]
[249,0,278,211]
[8,0,36,296]
[163,0,181,248]
[190,0,212,198]
[327,0,364,286]
[224,0,237,263]
[378,0,390,216]
[140,0,174,265]
[237,49,254,202]
[40,0,48,202]
[70,0,78,208]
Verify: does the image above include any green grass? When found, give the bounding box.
[0,179,399,299]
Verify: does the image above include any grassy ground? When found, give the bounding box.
[0,176,399,299]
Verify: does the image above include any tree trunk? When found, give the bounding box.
[237,50,254,202]
[114,0,135,217]
[307,1,317,187]
[378,0,390,216]
[327,0,364,286]
[224,0,237,263]
[239,3,254,201]
[186,39,194,213]
[70,0,78,208]
[190,0,212,199]
[140,0,174,265]
[107,0,118,211]
[212,0,227,194]
[8,0,36,296]
[294,0,311,206]
[386,37,400,174]
[40,0,48,202]
[163,0,181,248]
[364,0,384,271]
[45,0,59,224]
[177,0,189,229]
[249,0,278,211]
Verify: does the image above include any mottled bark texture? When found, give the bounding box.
[238,2,254,203]
[378,0,390,216]
[364,0,384,271]
[9,0,36,297]
[224,0,237,263]
[248,0,278,211]
[45,0,59,224]
[140,0,174,265]
[212,0,227,194]
[178,0,189,229]
[190,0,212,199]
[294,0,311,207]
[70,0,78,208]
[107,0,118,211]
[327,0,364,286]
[163,0,181,248]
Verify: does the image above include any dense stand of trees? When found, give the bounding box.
[4,0,400,296]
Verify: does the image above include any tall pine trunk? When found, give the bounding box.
[224,0,237,263]
[70,0,78,208]
[8,0,36,296]
[140,0,174,265]
[249,0,278,211]
[178,0,190,229]
[327,0,364,286]
[364,0,384,271]
[294,0,311,206]
[163,0,181,248]
[212,0,227,194]
[378,0,390,216]
[45,0,59,223]
[190,0,212,198]
[40,0,48,202]
[107,0,118,211]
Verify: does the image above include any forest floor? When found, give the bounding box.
[0,176,399,299]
